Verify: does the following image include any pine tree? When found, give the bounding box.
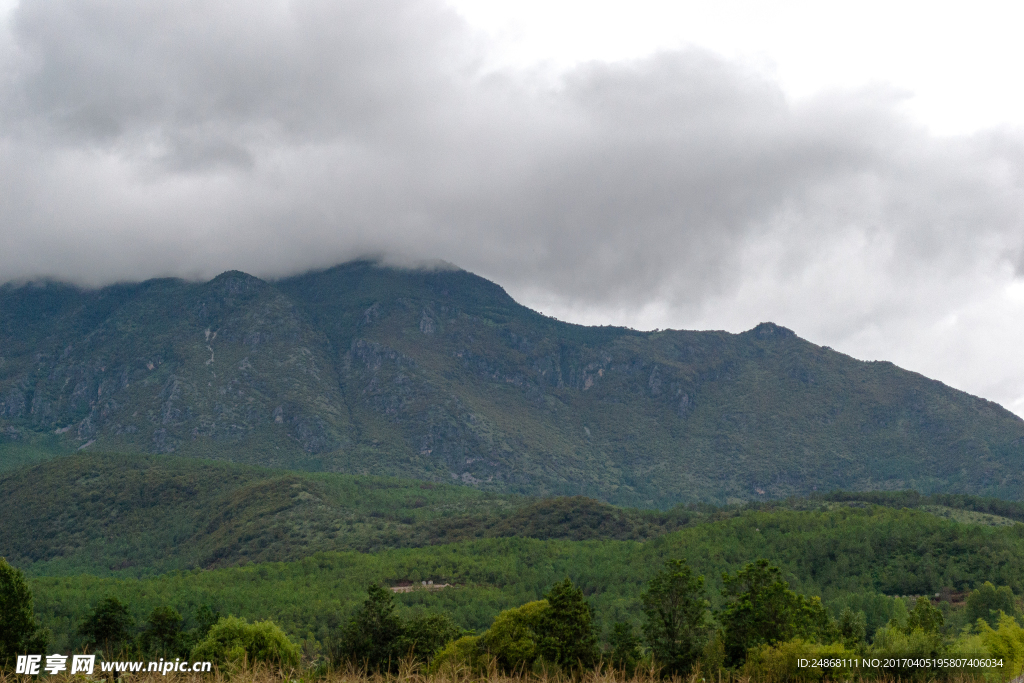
[608,622,643,676]
[336,584,406,672]
[140,606,184,658]
[79,597,135,656]
[719,559,832,665]
[0,558,48,670]
[538,578,599,670]
[641,559,709,676]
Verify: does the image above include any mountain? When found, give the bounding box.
[2,260,1023,506]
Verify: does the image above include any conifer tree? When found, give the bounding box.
[641,559,709,676]
[538,578,599,670]
[0,558,48,670]
[79,597,135,656]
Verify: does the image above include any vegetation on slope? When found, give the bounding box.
[7,452,1024,580]
[0,453,524,576]
[25,504,1024,653]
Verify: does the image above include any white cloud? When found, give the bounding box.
[1,0,1023,415]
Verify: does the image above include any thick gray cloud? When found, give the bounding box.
[1,0,1023,412]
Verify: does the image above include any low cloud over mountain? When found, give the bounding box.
[1,0,1022,412]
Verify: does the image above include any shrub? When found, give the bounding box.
[192,616,300,671]
[428,635,486,675]
[974,613,1024,679]
[481,600,550,673]
[867,624,944,678]
[744,639,856,682]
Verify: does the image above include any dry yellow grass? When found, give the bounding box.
[0,660,991,683]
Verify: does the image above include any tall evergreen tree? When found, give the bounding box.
[0,558,48,670]
[336,584,406,672]
[140,606,184,658]
[608,622,643,676]
[79,597,135,656]
[719,559,831,665]
[538,578,599,670]
[641,559,709,676]
[837,607,867,648]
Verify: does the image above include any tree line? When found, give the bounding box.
[7,553,1024,680]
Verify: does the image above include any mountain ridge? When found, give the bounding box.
[2,260,1022,505]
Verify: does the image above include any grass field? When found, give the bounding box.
[0,658,995,683]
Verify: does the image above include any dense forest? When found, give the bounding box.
[7,452,1024,580]
[3,495,1023,678]
[6,451,1024,679]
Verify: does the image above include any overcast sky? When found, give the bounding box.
[1,0,1023,416]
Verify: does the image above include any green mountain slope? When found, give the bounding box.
[2,261,1023,505]
[4,453,1021,580]
[0,453,524,576]
[29,504,1024,652]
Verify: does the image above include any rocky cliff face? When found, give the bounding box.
[3,261,1023,506]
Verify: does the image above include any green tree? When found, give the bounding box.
[400,613,461,663]
[192,616,299,670]
[719,559,832,665]
[904,597,943,634]
[335,583,406,672]
[79,597,135,656]
[965,583,1018,628]
[482,600,549,673]
[140,606,184,658]
[537,578,600,670]
[837,608,867,648]
[176,605,221,655]
[194,605,222,638]
[429,635,486,675]
[641,558,710,676]
[0,558,48,670]
[608,622,643,676]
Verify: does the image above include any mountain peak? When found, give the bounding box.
[206,270,267,296]
[746,322,797,340]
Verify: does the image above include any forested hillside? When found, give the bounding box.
[7,450,1024,677]
[3,261,1023,505]
[9,452,1024,581]
[0,453,520,575]
[27,503,1024,653]
[0,452,740,577]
